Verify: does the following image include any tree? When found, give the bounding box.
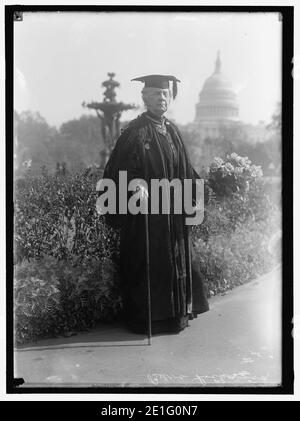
[58,115,105,171]
[14,111,106,176]
[267,102,281,135]
[15,111,58,177]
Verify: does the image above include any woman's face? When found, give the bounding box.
[143,88,171,117]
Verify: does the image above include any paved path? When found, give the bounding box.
[15,267,281,387]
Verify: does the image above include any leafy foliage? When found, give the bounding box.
[15,111,105,178]
[192,153,280,296]
[14,256,61,343]
[15,167,120,263]
[14,168,122,344]
[192,218,278,297]
[14,153,280,344]
[208,153,263,198]
[14,255,122,344]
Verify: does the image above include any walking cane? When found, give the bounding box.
[142,142,152,346]
[145,202,152,346]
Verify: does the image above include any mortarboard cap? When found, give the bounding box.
[131,74,181,99]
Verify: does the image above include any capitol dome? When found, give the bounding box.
[195,51,239,123]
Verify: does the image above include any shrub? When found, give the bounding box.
[14,255,122,344]
[14,168,123,344]
[14,154,280,344]
[192,153,281,295]
[56,256,122,332]
[208,153,263,198]
[193,217,278,297]
[203,153,278,232]
[14,168,120,264]
[14,256,62,343]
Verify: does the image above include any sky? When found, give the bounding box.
[14,11,282,128]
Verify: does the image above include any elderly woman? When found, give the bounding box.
[102,74,209,335]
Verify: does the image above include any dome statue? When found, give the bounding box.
[195,51,239,123]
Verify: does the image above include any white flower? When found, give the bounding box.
[234,167,243,175]
[213,157,224,166]
[210,157,224,172]
[250,165,263,177]
[223,162,234,173]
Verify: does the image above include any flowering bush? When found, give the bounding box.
[192,153,280,296]
[203,153,276,232]
[208,153,263,198]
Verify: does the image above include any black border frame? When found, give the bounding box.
[6,5,294,395]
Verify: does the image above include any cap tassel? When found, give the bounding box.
[173,80,178,99]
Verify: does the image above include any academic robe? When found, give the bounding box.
[102,111,209,334]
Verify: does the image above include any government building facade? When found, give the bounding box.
[193,51,239,139]
[188,51,268,143]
